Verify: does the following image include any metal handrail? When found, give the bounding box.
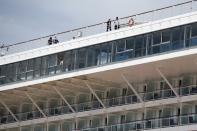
[0,0,196,55]
[0,85,197,125]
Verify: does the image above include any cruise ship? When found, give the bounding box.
[1,1,197,131]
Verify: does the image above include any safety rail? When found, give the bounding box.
[0,0,197,55]
[0,85,197,125]
[75,113,197,131]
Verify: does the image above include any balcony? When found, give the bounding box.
[0,85,197,126]
[75,113,197,131]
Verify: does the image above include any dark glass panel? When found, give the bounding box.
[0,65,7,84]
[19,61,27,73]
[162,30,170,43]
[87,46,94,67]
[172,27,184,50]
[126,38,134,50]
[116,39,125,53]
[27,59,34,71]
[185,26,191,47]
[63,51,74,72]
[135,36,146,57]
[48,54,57,67]
[147,34,153,55]
[192,23,197,37]
[41,56,48,76]
[75,48,87,69]
[100,43,112,65]
[153,32,161,45]
[7,64,16,82]
[34,58,41,78]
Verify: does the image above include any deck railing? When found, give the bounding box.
[0,0,197,55]
[0,85,197,125]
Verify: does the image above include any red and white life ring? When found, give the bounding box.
[128,18,134,27]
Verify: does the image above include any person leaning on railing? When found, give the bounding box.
[53,36,59,44]
[48,37,53,45]
[128,17,134,27]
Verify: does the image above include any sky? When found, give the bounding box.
[0,0,189,46]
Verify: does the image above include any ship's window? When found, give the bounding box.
[19,61,27,73]
[153,32,161,45]
[172,28,181,42]
[41,56,48,76]
[0,65,7,84]
[191,23,197,46]
[116,39,125,53]
[126,38,134,50]
[75,48,87,69]
[27,59,34,71]
[93,45,101,65]
[162,30,170,43]
[192,23,197,37]
[34,58,41,77]
[48,54,57,67]
[100,43,112,64]
[87,46,94,67]
[122,88,127,96]
[7,64,16,82]
[0,65,6,77]
[57,52,64,65]
[64,51,74,72]
[135,36,145,57]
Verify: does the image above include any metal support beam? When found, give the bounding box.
[25,92,47,118]
[121,74,144,103]
[84,81,106,109]
[156,67,179,98]
[52,86,76,113]
[0,100,19,122]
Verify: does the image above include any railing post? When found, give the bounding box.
[156,67,179,98]
[52,86,76,113]
[84,81,106,109]
[0,99,19,122]
[25,92,47,118]
[121,74,144,103]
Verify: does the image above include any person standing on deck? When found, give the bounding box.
[106,19,111,32]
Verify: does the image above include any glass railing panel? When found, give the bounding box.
[169,117,179,126]
[161,117,170,127]
[2,86,197,125]
[162,89,176,98]
[0,116,8,124]
[189,86,197,94]
[33,111,42,119]
[61,105,71,114]
[181,115,189,125]
[6,115,16,123]
[181,86,190,96]
[181,114,197,125]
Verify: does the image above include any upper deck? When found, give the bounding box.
[0,0,197,58]
[1,1,197,89]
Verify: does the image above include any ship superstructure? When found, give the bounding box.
[1,1,197,131]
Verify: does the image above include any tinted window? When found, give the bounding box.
[153,32,161,45]
[192,23,197,37]
[162,30,170,42]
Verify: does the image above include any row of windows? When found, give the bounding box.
[0,23,197,85]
